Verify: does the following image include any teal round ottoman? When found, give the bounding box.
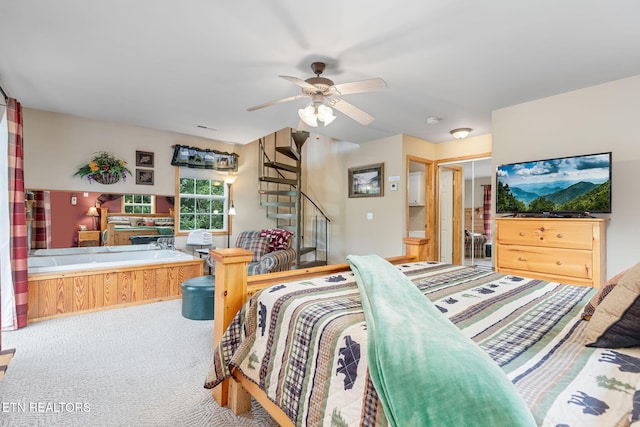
[180,276,215,320]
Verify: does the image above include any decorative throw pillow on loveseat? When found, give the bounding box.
[259,228,293,252]
[237,237,270,262]
[585,262,640,348]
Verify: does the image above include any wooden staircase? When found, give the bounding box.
[258,129,330,268]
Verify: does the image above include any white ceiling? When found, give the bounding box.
[1,1,640,145]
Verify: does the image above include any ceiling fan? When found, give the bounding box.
[247,62,387,127]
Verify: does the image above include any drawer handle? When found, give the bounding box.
[519,231,525,236]
[539,227,545,232]
[556,261,562,266]
[518,256,527,262]
[557,233,563,238]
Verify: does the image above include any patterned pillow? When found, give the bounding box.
[259,228,293,252]
[237,237,270,262]
[129,217,144,227]
[582,268,630,320]
[585,262,640,348]
[154,217,174,226]
[107,216,130,225]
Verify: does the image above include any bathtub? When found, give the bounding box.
[30,244,160,257]
[27,249,204,321]
[28,249,195,274]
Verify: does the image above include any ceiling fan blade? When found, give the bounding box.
[330,98,375,125]
[247,94,307,112]
[279,75,318,91]
[330,78,387,96]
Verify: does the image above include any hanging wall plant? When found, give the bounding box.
[74,151,132,184]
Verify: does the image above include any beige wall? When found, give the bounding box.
[492,74,640,278]
[304,134,405,263]
[22,108,245,249]
[436,133,492,160]
[23,108,240,194]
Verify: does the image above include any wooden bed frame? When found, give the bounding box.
[209,237,430,426]
[98,208,174,246]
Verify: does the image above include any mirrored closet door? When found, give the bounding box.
[438,157,493,269]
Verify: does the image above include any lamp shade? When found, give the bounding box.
[298,104,318,127]
[86,206,99,217]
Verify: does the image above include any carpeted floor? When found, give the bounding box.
[0,300,278,427]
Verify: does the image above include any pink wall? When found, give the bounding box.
[48,192,174,248]
[50,191,102,247]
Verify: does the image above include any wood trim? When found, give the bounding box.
[436,152,492,165]
[27,259,203,321]
[406,155,436,261]
[210,237,431,418]
[0,349,16,381]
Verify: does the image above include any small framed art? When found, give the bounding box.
[136,169,154,185]
[348,163,384,198]
[136,150,154,167]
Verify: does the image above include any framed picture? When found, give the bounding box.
[136,150,154,167]
[348,163,384,198]
[136,169,154,185]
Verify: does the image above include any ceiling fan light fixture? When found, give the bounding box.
[317,104,336,125]
[450,128,472,140]
[298,104,318,127]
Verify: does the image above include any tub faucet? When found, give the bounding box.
[155,238,175,250]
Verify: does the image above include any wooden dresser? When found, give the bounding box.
[495,217,607,287]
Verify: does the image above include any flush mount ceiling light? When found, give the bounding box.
[450,128,472,140]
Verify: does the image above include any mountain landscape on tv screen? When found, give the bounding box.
[496,153,611,214]
[497,179,610,213]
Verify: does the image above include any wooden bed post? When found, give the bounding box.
[403,237,430,261]
[209,248,253,407]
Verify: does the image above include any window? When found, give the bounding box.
[122,194,154,213]
[178,176,226,232]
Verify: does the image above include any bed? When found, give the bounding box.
[98,208,174,246]
[205,238,640,426]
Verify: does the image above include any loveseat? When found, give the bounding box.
[235,229,296,275]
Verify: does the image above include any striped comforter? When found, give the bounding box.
[205,262,640,426]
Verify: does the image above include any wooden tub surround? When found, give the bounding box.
[209,237,430,425]
[27,257,203,322]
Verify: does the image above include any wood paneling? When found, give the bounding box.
[27,259,203,321]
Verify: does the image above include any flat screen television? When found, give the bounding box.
[496,152,612,216]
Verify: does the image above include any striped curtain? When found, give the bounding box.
[1,103,18,334]
[31,191,52,249]
[6,98,28,330]
[483,185,492,242]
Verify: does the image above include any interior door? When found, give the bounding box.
[438,165,462,264]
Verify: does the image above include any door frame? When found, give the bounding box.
[405,155,435,260]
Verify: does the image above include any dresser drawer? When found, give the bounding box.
[497,245,593,280]
[497,220,593,250]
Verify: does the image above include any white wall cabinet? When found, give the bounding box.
[408,171,425,206]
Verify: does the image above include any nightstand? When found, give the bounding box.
[78,230,101,247]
